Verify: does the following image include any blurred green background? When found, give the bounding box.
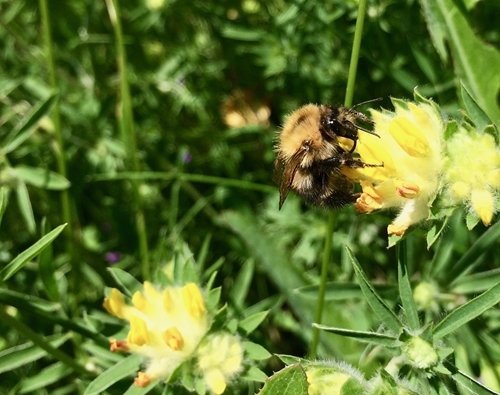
[2,0,500,394]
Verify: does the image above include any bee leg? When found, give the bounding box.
[342,158,384,169]
[319,155,383,170]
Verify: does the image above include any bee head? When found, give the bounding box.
[321,105,379,143]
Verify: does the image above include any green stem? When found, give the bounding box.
[38,0,73,252]
[38,0,82,322]
[309,0,369,358]
[106,0,150,279]
[310,213,335,358]
[345,0,369,108]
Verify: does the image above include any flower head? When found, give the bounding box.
[343,99,444,235]
[103,282,209,386]
[442,128,500,225]
[197,333,244,394]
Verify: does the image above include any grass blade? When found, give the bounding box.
[346,246,403,334]
[313,325,399,347]
[397,241,420,330]
[434,281,500,339]
[1,223,67,281]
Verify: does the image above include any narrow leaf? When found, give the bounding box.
[461,83,492,131]
[15,182,36,234]
[14,166,70,190]
[243,341,272,360]
[38,220,60,301]
[449,220,500,285]
[0,187,9,228]
[0,334,70,374]
[242,366,268,383]
[123,381,158,395]
[295,282,396,301]
[451,268,500,294]
[83,354,142,395]
[445,362,499,395]
[397,242,420,330]
[107,268,143,297]
[3,92,57,154]
[1,223,67,280]
[434,281,500,339]
[19,362,71,394]
[346,247,403,334]
[239,311,269,335]
[313,325,399,347]
[229,258,255,308]
[433,0,500,125]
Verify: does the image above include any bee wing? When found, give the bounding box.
[274,150,306,209]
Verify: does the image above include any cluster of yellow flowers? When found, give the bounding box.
[103,282,243,394]
[344,96,500,235]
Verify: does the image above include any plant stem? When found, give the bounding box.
[345,0,369,108]
[38,0,73,252]
[105,0,150,279]
[310,0,369,358]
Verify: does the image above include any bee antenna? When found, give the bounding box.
[351,97,383,109]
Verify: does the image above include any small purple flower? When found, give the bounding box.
[177,77,186,86]
[182,152,192,164]
[105,251,122,264]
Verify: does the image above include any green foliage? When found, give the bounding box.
[1,0,500,394]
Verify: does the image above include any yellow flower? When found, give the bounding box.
[443,128,500,225]
[343,100,444,235]
[103,282,209,386]
[197,333,244,394]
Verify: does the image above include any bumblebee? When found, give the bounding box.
[274,102,383,209]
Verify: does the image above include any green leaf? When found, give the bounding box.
[38,220,60,302]
[426,216,449,249]
[346,247,403,334]
[83,354,142,395]
[2,92,57,154]
[239,311,269,335]
[221,26,261,41]
[220,211,314,326]
[449,220,500,284]
[445,362,499,395]
[295,282,396,301]
[397,242,419,331]
[243,341,272,360]
[257,364,309,395]
[418,0,449,61]
[465,212,481,230]
[242,365,268,383]
[451,268,500,294]
[229,258,254,309]
[15,181,36,234]
[313,325,399,347]
[206,286,221,313]
[443,119,459,140]
[1,223,67,281]
[460,83,492,132]
[428,0,500,125]
[0,334,70,374]
[0,187,9,228]
[122,381,158,395]
[19,362,72,394]
[107,267,143,297]
[434,281,500,339]
[14,166,70,190]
